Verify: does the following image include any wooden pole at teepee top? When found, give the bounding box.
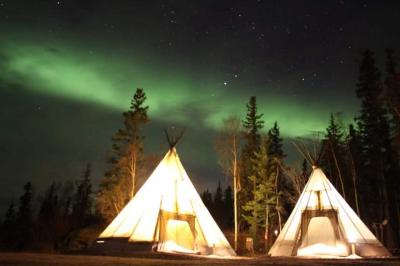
[164,127,186,149]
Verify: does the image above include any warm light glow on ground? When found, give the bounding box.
[297,242,348,257]
[159,241,198,254]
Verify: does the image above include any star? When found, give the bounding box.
[223,81,228,86]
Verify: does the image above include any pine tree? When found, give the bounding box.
[2,202,16,228]
[71,164,93,228]
[241,96,264,230]
[242,97,264,152]
[38,182,58,222]
[355,50,399,247]
[37,182,61,249]
[320,114,348,198]
[242,140,277,251]
[200,189,213,211]
[223,186,234,228]
[267,122,286,234]
[213,181,224,227]
[347,123,362,216]
[267,122,284,160]
[0,202,16,248]
[97,88,149,221]
[15,182,34,249]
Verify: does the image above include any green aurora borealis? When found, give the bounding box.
[1,35,358,137]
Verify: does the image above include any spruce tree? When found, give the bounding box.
[320,114,349,199]
[200,190,213,211]
[213,181,224,227]
[241,96,264,229]
[0,202,16,248]
[267,122,286,233]
[16,182,34,249]
[242,139,277,251]
[38,183,58,222]
[37,182,61,249]
[267,122,284,160]
[71,164,93,228]
[347,123,362,216]
[223,186,234,228]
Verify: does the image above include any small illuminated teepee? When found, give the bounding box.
[268,166,390,258]
[96,133,235,257]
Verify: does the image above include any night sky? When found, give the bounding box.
[1,1,399,214]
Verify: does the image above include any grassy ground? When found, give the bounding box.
[0,252,399,266]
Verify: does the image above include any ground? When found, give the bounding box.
[0,252,399,266]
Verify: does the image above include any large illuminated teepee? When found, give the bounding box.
[96,147,235,257]
[268,166,390,258]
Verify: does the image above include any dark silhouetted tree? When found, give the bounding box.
[213,181,224,227]
[15,182,34,249]
[223,185,234,228]
[71,164,93,228]
[0,202,16,248]
[346,123,362,216]
[320,113,351,202]
[36,182,61,249]
[200,189,213,211]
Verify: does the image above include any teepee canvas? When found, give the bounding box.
[96,148,235,257]
[268,166,390,258]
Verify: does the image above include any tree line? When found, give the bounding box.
[1,49,400,254]
[0,164,94,251]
